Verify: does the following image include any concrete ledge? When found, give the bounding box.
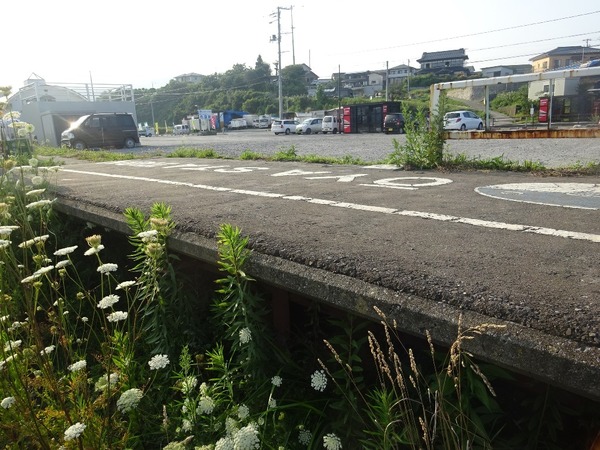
[447,128,600,139]
[53,198,600,401]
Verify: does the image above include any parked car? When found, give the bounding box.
[297,118,322,134]
[383,113,405,134]
[271,119,299,135]
[61,113,139,150]
[444,110,484,131]
[173,124,190,135]
[138,126,153,137]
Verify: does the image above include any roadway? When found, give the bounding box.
[50,140,600,400]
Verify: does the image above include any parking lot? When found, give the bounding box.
[137,128,600,168]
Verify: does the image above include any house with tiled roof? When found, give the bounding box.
[417,49,469,75]
[173,73,204,83]
[529,46,600,72]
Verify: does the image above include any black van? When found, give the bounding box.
[61,113,139,150]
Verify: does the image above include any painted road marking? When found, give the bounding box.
[476,183,600,210]
[59,169,600,243]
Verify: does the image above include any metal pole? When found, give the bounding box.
[290,5,295,65]
[385,61,388,101]
[277,7,283,119]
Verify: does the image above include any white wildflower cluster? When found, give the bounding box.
[18,234,49,249]
[237,404,249,420]
[55,260,71,269]
[0,225,19,237]
[107,311,128,322]
[68,359,87,372]
[298,428,312,446]
[3,340,22,352]
[64,422,86,441]
[271,375,282,387]
[268,398,277,409]
[137,229,158,241]
[239,327,252,344]
[148,354,170,370]
[116,388,143,413]
[116,280,136,290]
[197,396,215,415]
[25,199,53,210]
[54,245,78,256]
[40,345,55,356]
[84,245,104,256]
[1,396,16,409]
[215,420,260,450]
[25,188,46,197]
[97,263,118,275]
[97,294,119,309]
[310,370,328,392]
[94,372,120,391]
[323,433,342,450]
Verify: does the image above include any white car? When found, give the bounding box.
[296,118,322,135]
[271,119,299,135]
[444,111,484,131]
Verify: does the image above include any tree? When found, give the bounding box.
[281,65,309,97]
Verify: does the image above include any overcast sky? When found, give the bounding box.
[3,0,599,94]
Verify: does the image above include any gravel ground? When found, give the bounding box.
[137,130,600,168]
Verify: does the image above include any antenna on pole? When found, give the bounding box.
[290,5,296,65]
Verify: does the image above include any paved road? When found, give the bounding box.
[51,152,600,399]
[137,128,600,168]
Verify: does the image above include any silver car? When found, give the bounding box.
[296,118,322,135]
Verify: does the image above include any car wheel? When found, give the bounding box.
[333,128,338,134]
[73,141,86,150]
[124,137,136,149]
[460,124,467,131]
[305,128,312,135]
[285,128,290,135]
[323,131,328,134]
[477,122,484,130]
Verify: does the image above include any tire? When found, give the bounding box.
[477,122,484,130]
[73,141,86,150]
[124,137,136,149]
[460,124,466,131]
[305,128,312,135]
[323,131,328,134]
[285,128,290,135]
[333,128,338,134]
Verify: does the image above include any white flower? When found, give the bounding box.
[54,245,78,256]
[271,375,282,387]
[64,422,86,441]
[137,230,158,240]
[84,244,104,256]
[41,345,55,356]
[0,226,19,237]
[239,327,252,344]
[148,354,170,370]
[31,176,44,186]
[197,396,215,415]
[26,188,46,197]
[97,294,120,309]
[0,240,10,249]
[107,311,128,322]
[97,263,118,274]
[56,260,71,269]
[116,280,136,290]
[181,418,193,432]
[18,234,49,249]
[95,372,119,391]
[215,436,234,450]
[310,370,328,392]
[4,340,22,352]
[116,388,143,413]
[1,397,15,409]
[268,398,277,408]
[225,417,238,435]
[68,359,87,372]
[33,265,54,276]
[298,429,312,446]
[233,423,260,450]
[237,403,249,420]
[323,433,342,450]
[21,274,41,283]
[25,199,52,209]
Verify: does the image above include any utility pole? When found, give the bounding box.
[270,6,290,119]
[385,61,388,101]
[290,5,296,65]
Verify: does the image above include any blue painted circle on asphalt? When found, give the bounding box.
[475,183,600,210]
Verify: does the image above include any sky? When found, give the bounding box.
[2,0,600,94]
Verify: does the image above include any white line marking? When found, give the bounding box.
[59,169,600,243]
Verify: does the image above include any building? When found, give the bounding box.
[333,70,384,97]
[529,46,600,73]
[387,64,417,85]
[7,74,137,147]
[417,49,469,75]
[480,65,532,78]
[172,73,204,83]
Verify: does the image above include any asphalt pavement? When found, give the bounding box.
[49,147,600,400]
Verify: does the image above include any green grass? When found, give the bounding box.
[33,144,600,176]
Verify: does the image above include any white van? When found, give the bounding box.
[173,124,190,135]
[322,115,343,134]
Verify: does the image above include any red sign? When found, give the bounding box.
[539,98,549,123]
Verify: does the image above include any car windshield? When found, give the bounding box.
[303,119,312,124]
[445,113,460,119]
